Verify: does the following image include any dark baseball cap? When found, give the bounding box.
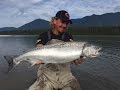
[55,10,72,24]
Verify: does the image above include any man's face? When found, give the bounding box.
[53,18,69,33]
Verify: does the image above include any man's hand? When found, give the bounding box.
[35,60,45,65]
[72,56,84,65]
[35,44,45,65]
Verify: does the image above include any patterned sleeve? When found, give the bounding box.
[68,33,74,41]
[36,32,48,45]
[36,33,46,45]
[36,35,43,45]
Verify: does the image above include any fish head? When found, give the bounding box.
[83,44,102,58]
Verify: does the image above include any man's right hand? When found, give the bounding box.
[35,60,45,65]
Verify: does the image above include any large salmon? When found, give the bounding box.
[4,39,102,72]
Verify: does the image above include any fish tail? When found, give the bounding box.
[4,55,19,73]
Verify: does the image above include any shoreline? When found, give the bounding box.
[0,34,120,37]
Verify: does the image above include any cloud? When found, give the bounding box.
[114,5,120,12]
[0,0,120,28]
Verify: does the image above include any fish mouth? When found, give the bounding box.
[91,52,101,57]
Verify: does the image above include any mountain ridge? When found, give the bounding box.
[0,12,120,31]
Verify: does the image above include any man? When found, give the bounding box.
[28,10,83,90]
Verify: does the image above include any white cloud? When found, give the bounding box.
[0,0,120,28]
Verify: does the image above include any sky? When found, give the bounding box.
[0,0,120,28]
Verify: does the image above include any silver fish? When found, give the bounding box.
[4,40,102,72]
[13,42,101,64]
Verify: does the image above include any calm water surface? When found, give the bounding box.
[0,35,120,90]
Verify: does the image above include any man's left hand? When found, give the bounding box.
[72,56,84,65]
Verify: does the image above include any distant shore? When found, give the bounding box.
[0,34,120,37]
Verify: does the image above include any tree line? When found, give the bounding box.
[0,26,120,35]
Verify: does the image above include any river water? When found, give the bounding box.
[0,35,120,90]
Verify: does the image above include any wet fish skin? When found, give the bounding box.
[13,41,101,65]
[4,40,102,73]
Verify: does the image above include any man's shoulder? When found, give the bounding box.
[37,31,49,41]
[37,31,49,45]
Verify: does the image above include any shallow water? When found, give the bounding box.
[0,35,120,90]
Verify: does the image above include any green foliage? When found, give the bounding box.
[68,26,120,35]
[0,26,120,35]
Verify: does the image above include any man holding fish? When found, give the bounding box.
[28,10,83,90]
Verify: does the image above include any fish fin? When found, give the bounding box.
[4,55,16,73]
[31,62,36,67]
[83,57,87,59]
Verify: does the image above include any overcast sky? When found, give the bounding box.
[0,0,120,28]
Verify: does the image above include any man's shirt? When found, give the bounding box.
[36,30,73,45]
